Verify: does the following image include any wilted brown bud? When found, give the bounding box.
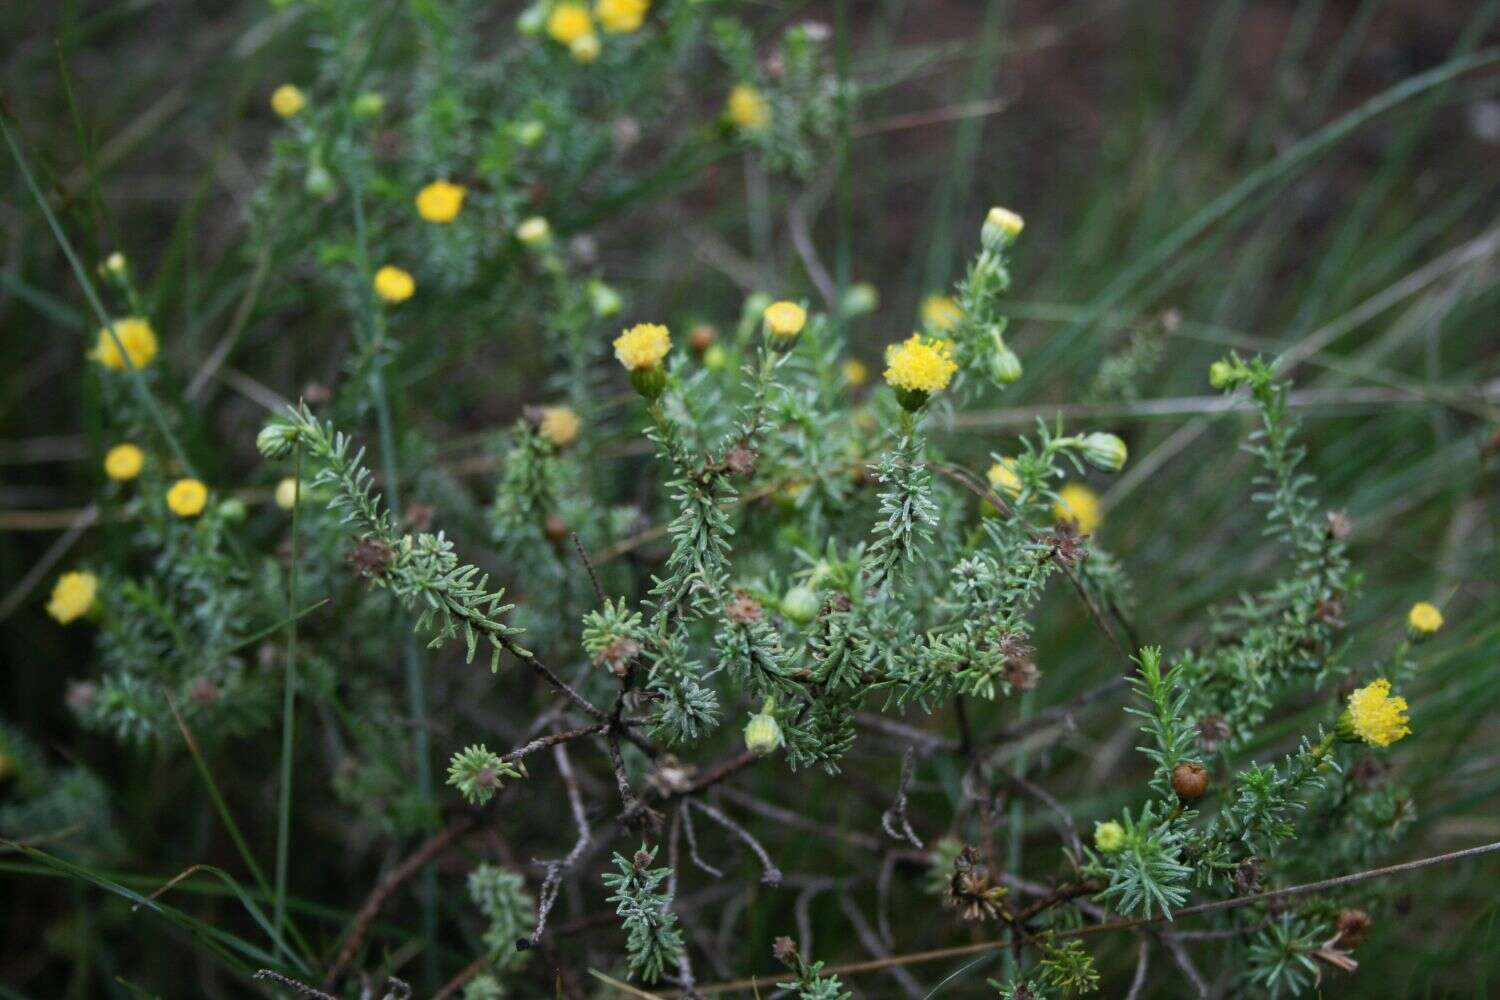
[301,381,333,406]
[725,590,763,626]
[1336,908,1372,948]
[632,849,653,870]
[1326,510,1352,540]
[522,405,547,431]
[1234,856,1263,896]
[1196,714,1231,752]
[689,324,718,353]
[1314,596,1346,629]
[190,676,219,707]
[405,502,435,533]
[725,443,756,477]
[1172,761,1210,801]
[346,535,393,578]
[1004,658,1040,691]
[65,680,99,713]
[1048,520,1086,568]
[772,935,799,966]
[543,514,570,543]
[597,638,641,677]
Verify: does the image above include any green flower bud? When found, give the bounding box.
[1094,820,1126,854]
[516,3,546,35]
[256,421,300,460]
[779,585,819,625]
[217,497,248,523]
[588,280,623,318]
[304,162,335,198]
[841,282,879,317]
[628,365,667,401]
[894,387,930,412]
[515,216,552,248]
[988,343,1023,385]
[702,344,729,371]
[1209,360,1235,389]
[1080,432,1127,473]
[352,92,385,119]
[514,120,545,147]
[743,699,784,757]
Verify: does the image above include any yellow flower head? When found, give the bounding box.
[921,294,963,333]
[270,84,306,118]
[987,458,1021,498]
[1054,483,1101,535]
[613,323,671,372]
[90,318,158,371]
[726,84,769,132]
[415,180,467,223]
[763,301,807,339]
[373,265,415,304]
[1344,678,1411,748]
[984,205,1024,241]
[47,571,98,625]
[1407,601,1443,635]
[166,478,209,518]
[883,334,957,395]
[1094,820,1126,854]
[595,0,648,33]
[539,406,581,448]
[547,3,594,44]
[842,359,868,386]
[104,443,144,482]
[274,477,301,511]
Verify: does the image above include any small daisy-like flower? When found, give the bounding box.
[104,443,144,482]
[1054,482,1101,535]
[726,84,769,132]
[987,458,1021,498]
[1340,678,1411,748]
[274,477,301,511]
[90,318,158,371]
[920,294,962,333]
[546,2,594,44]
[842,358,868,386]
[373,265,415,303]
[166,478,209,518]
[270,84,307,119]
[595,0,648,33]
[613,323,671,372]
[883,334,957,409]
[415,180,466,223]
[47,571,98,625]
[763,301,807,339]
[1407,601,1443,636]
[1093,820,1126,854]
[539,406,581,448]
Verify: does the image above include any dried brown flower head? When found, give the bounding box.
[1197,714,1231,752]
[725,590,763,626]
[945,846,1008,922]
[346,535,393,578]
[1172,761,1210,801]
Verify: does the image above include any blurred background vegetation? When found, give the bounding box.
[3,0,1499,996]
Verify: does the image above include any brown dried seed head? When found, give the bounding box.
[725,443,756,477]
[1196,714,1231,752]
[725,590,763,625]
[689,324,718,353]
[1172,761,1210,801]
[346,536,393,578]
[772,935,799,966]
[543,513,570,543]
[1336,908,1372,947]
[1004,658,1041,691]
[1326,509,1352,540]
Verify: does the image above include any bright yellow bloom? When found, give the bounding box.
[595,0,648,33]
[90,318,158,370]
[47,571,98,624]
[842,359,868,386]
[1407,601,1443,635]
[274,477,301,511]
[1344,679,1411,748]
[726,84,769,132]
[982,205,1024,246]
[613,323,671,371]
[415,180,467,223]
[166,478,209,518]
[1094,820,1125,854]
[1054,483,1101,535]
[883,334,957,394]
[539,406,581,448]
[104,443,144,482]
[373,265,415,303]
[547,3,594,44]
[987,459,1021,498]
[920,294,962,333]
[763,301,807,338]
[270,84,306,118]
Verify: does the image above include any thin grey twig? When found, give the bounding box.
[1124,935,1151,1000]
[839,889,924,1000]
[689,799,783,886]
[880,747,925,849]
[680,802,724,878]
[1162,933,1209,998]
[529,743,591,948]
[572,531,607,605]
[253,970,337,999]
